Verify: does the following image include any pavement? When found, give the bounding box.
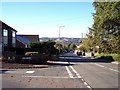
[111,61,119,64]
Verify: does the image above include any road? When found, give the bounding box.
[1,52,119,89]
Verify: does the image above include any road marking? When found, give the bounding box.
[26,71,35,74]
[77,75,82,78]
[69,65,92,89]
[87,86,92,89]
[84,82,88,85]
[109,68,119,72]
[69,66,82,79]
[81,79,84,81]
[94,63,119,73]
[94,63,105,68]
[33,65,48,68]
[69,66,78,73]
[3,70,25,74]
[23,76,70,79]
[65,66,74,78]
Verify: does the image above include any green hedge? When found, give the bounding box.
[28,41,55,49]
[95,54,120,62]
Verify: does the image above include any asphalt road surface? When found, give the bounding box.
[1,52,119,90]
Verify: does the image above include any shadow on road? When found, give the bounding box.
[0,70,8,74]
[1,55,114,69]
[47,62,73,66]
[58,56,114,63]
[46,55,114,67]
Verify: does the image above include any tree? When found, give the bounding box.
[87,1,120,53]
[67,43,76,50]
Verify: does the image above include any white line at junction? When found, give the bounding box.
[26,71,35,74]
[69,65,92,90]
[65,66,74,78]
[23,76,70,79]
[69,66,81,78]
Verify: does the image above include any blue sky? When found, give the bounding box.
[1,2,95,38]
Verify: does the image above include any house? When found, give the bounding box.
[16,35,39,48]
[0,21,40,62]
[0,21,17,54]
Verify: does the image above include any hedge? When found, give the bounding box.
[10,48,59,55]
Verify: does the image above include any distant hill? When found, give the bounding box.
[39,37,83,45]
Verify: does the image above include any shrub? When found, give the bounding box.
[2,52,16,63]
[95,54,120,62]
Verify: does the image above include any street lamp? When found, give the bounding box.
[59,25,65,53]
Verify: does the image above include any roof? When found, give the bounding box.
[16,36,30,45]
[17,35,39,42]
[0,21,17,32]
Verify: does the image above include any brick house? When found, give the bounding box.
[0,21,17,55]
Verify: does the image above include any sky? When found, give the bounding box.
[1,1,95,38]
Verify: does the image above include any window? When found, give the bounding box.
[3,29,8,36]
[3,29,8,51]
[3,29,8,45]
[12,31,16,47]
[0,29,2,43]
[0,29,2,52]
[0,43,2,52]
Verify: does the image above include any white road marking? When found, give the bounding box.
[23,76,70,79]
[87,86,92,89]
[94,63,119,73]
[69,65,92,89]
[33,65,48,68]
[94,63,105,68]
[84,82,88,85]
[65,66,74,78]
[69,66,82,79]
[4,71,17,73]
[4,70,25,74]
[81,79,84,81]
[26,71,35,74]
[69,66,78,74]
[77,75,82,78]
[109,68,119,72]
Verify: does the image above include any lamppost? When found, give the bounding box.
[59,25,65,53]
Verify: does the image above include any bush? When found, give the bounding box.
[110,54,120,62]
[2,52,16,63]
[9,41,59,64]
[95,54,120,62]
[10,48,55,55]
[16,54,48,64]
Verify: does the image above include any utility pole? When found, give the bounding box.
[59,25,65,53]
[82,33,83,39]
